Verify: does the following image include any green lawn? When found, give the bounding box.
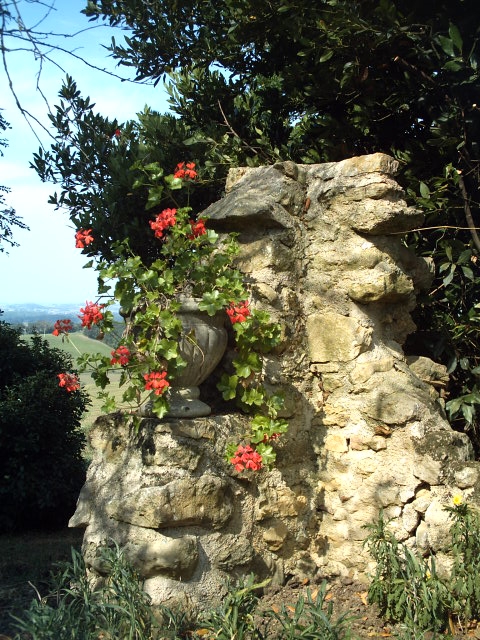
[22,332,112,359]
[23,333,125,434]
[0,529,84,636]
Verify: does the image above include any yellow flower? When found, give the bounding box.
[452,494,463,506]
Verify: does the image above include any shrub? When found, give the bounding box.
[0,321,89,531]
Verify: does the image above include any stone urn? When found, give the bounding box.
[166,298,228,418]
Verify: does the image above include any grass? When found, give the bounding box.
[23,332,126,434]
[80,369,125,434]
[22,332,112,360]
[0,529,84,637]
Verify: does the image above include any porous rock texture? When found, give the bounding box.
[70,153,480,609]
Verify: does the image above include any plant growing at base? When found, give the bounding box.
[445,494,480,624]
[364,513,451,636]
[12,542,158,640]
[364,498,480,637]
[11,552,357,640]
[265,582,358,640]
[53,159,288,470]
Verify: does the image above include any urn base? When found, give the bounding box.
[166,386,211,418]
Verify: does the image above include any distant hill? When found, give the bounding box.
[0,303,120,325]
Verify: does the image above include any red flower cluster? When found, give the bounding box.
[173,161,197,180]
[149,208,177,239]
[79,301,105,329]
[188,218,207,239]
[110,345,131,366]
[230,444,263,472]
[58,372,80,393]
[52,319,73,336]
[226,300,251,324]
[144,371,170,395]
[75,229,94,248]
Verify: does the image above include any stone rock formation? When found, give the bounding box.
[70,153,480,609]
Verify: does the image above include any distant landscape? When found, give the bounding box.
[0,302,121,325]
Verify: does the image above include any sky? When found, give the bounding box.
[0,0,169,305]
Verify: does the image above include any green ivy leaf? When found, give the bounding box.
[151,395,169,419]
[233,352,262,378]
[240,387,264,406]
[255,442,276,467]
[156,339,179,360]
[198,290,226,315]
[99,392,117,413]
[218,373,239,400]
[146,185,164,209]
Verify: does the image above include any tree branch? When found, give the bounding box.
[458,174,480,253]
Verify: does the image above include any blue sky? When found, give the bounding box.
[0,0,168,304]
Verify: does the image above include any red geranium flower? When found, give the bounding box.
[230,444,263,472]
[58,372,80,393]
[75,229,94,248]
[52,318,73,336]
[226,300,251,324]
[149,208,177,239]
[79,301,105,329]
[111,345,131,366]
[173,161,198,180]
[143,371,170,395]
[188,218,207,239]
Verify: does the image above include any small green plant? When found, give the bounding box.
[11,541,157,640]
[9,549,361,640]
[198,574,270,640]
[265,582,357,640]
[364,512,452,637]
[446,495,480,623]
[154,604,193,639]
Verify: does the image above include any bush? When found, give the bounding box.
[0,321,89,531]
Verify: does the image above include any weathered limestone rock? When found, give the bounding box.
[307,312,372,362]
[105,475,233,529]
[262,521,289,551]
[85,534,199,580]
[70,154,480,609]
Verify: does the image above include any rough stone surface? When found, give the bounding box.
[70,154,480,610]
[105,475,233,530]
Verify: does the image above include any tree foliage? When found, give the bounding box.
[35,0,480,440]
